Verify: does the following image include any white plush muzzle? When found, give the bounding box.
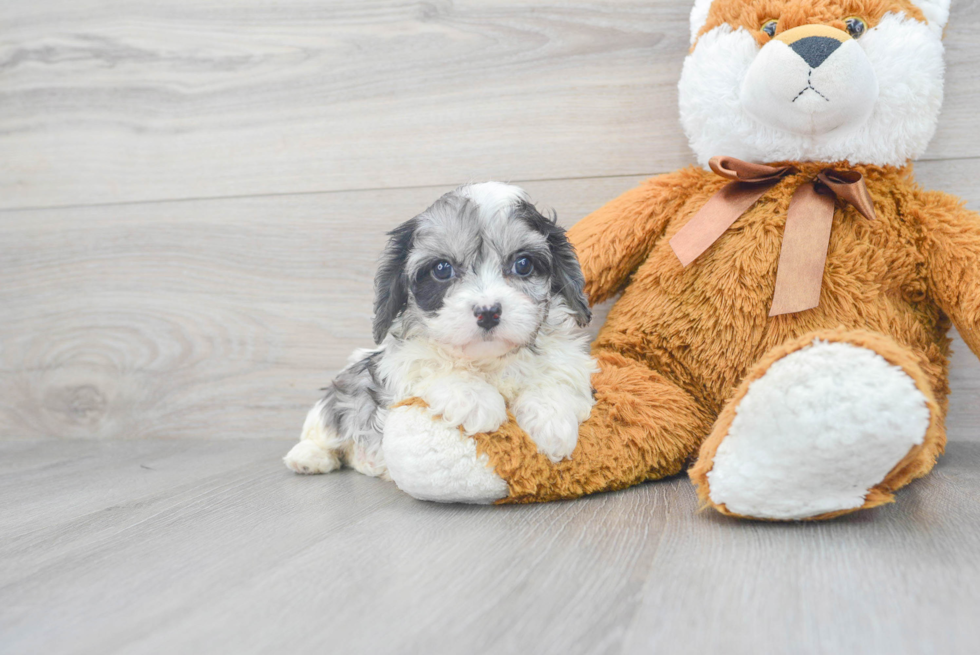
[680,8,946,167]
[741,27,879,137]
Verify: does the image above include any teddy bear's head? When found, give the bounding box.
[679,0,949,167]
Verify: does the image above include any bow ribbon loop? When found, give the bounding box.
[669,156,876,316]
[709,156,796,184]
[815,169,877,222]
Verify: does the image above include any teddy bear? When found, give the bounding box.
[381,0,979,520]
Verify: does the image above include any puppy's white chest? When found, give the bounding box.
[487,374,524,404]
[473,356,536,403]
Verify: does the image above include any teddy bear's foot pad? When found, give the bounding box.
[706,340,931,520]
[383,403,509,504]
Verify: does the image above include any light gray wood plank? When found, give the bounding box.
[0,0,691,209]
[3,165,979,443]
[0,175,646,441]
[925,0,980,161]
[619,445,980,655]
[1,0,978,209]
[1,439,978,655]
[0,440,402,655]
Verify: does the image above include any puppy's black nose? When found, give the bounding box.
[474,304,502,330]
[789,36,842,69]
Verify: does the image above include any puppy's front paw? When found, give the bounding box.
[513,394,581,463]
[423,378,507,435]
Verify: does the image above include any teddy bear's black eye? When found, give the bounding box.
[844,16,867,38]
[761,19,778,37]
[431,260,454,281]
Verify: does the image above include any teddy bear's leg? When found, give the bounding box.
[690,330,946,521]
[382,399,511,504]
[383,350,714,504]
[474,349,715,503]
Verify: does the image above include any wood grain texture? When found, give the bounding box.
[1,2,979,653]
[2,163,979,442]
[1,0,979,209]
[0,176,646,440]
[0,0,690,209]
[1,439,978,655]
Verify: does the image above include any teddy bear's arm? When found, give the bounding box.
[567,168,702,305]
[917,188,980,360]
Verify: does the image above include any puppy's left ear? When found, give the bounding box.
[519,202,592,327]
[373,218,417,344]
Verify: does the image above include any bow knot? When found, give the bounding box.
[669,156,876,316]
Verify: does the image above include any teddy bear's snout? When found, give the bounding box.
[740,23,877,137]
[788,36,842,68]
[775,24,852,70]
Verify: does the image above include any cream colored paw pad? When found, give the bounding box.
[707,341,930,519]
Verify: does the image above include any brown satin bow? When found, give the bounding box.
[669,156,876,316]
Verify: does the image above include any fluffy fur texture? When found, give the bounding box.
[705,338,931,519]
[689,329,947,519]
[680,0,945,166]
[318,0,978,520]
[284,182,597,479]
[476,162,966,512]
[384,399,510,503]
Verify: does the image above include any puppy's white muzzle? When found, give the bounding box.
[427,276,543,361]
[741,25,879,138]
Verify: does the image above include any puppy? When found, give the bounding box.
[284,182,597,479]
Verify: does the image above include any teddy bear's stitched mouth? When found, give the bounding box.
[792,71,830,104]
[792,85,830,103]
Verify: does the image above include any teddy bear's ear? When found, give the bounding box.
[689,0,950,43]
[689,0,715,45]
[909,0,951,37]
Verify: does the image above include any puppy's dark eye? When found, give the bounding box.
[431,260,454,281]
[761,19,778,38]
[844,16,867,38]
[512,256,533,277]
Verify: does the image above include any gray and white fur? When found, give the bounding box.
[284,182,597,478]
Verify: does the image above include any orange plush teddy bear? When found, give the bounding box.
[382,0,978,520]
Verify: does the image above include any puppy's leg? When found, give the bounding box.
[284,398,344,475]
[343,408,391,480]
[512,387,593,463]
[344,440,390,481]
[512,334,598,462]
[285,348,390,476]
[422,375,508,436]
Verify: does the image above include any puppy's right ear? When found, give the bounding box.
[373,218,417,344]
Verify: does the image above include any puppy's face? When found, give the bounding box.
[373,182,590,359]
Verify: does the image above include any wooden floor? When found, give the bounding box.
[2,1,980,653]
[1,439,979,655]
